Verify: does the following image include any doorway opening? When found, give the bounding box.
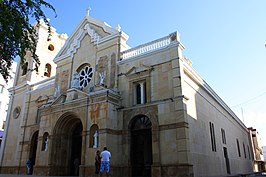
[51,113,83,176]
[70,122,82,176]
[130,115,153,177]
[29,131,39,175]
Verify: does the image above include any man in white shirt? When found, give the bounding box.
[100,147,111,177]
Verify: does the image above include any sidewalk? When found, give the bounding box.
[0,175,77,177]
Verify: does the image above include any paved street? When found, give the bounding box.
[0,175,77,177]
[0,173,265,177]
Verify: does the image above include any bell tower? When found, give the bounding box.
[14,19,68,86]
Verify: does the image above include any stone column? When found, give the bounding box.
[140,82,145,104]
[79,131,87,177]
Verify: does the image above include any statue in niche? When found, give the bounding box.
[99,71,106,86]
[93,130,98,148]
[44,137,49,151]
[96,56,108,87]
[71,72,80,89]
[53,85,60,98]
[170,32,177,42]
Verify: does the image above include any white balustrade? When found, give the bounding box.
[121,32,178,60]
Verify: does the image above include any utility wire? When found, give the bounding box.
[231,92,266,108]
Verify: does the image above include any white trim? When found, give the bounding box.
[118,41,180,65]
[54,16,120,63]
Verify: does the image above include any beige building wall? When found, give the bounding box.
[182,59,253,176]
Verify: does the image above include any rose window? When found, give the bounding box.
[79,66,93,89]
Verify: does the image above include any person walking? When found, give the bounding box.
[26,159,32,175]
[95,150,101,176]
[100,147,111,177]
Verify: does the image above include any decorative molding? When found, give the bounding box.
[54,16,121,63]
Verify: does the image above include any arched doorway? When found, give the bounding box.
[130,115,153,177]
[70,122,82,176]
[29,131,39,175]
[51,113,83,176]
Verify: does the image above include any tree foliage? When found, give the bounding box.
[0,0,56,82]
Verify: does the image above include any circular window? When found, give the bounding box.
[79,66,93,89]
[48,44,54,51]
[13,107,21,119]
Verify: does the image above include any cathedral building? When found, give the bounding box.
[0,13,253,177]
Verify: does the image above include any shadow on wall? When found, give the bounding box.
[183,79,253,176]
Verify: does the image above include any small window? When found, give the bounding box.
[247,145,251,159]
[221,128,226,144]
[22,62,28,76]
[134,81,146,105]
[243,143,246,158]
[44,63,51,77]
[48,44,54,51]
[236,139,241,157]
[209,122,216,152]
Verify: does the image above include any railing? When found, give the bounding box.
[120,32,178,60]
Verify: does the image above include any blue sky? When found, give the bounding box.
[43,0,266,145]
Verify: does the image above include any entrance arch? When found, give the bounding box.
[50,112,83,176]
[130,115,153,177]
[29,131,39,175]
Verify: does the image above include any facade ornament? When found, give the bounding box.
[170,32,177,42]
[71,72,80,89]
[116,24,121,32]
[93,130,98,148]
[53,85,60,97]
[87,7,91,16]
[44,137,49,151]
[99,71,106,86]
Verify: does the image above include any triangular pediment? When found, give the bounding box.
[54,15,119,63]
[124,64,153,77]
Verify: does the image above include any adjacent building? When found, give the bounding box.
[0,14,253,177]
[248,127,264,172]
[263,146,266,161]
[0,62,17,146]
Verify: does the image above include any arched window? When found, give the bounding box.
[89,124,99,148]
[131,115,152,131]
[22,62,28,76]
[44,63,51,77]
[41,132,49,151]
[134,81,146,105]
